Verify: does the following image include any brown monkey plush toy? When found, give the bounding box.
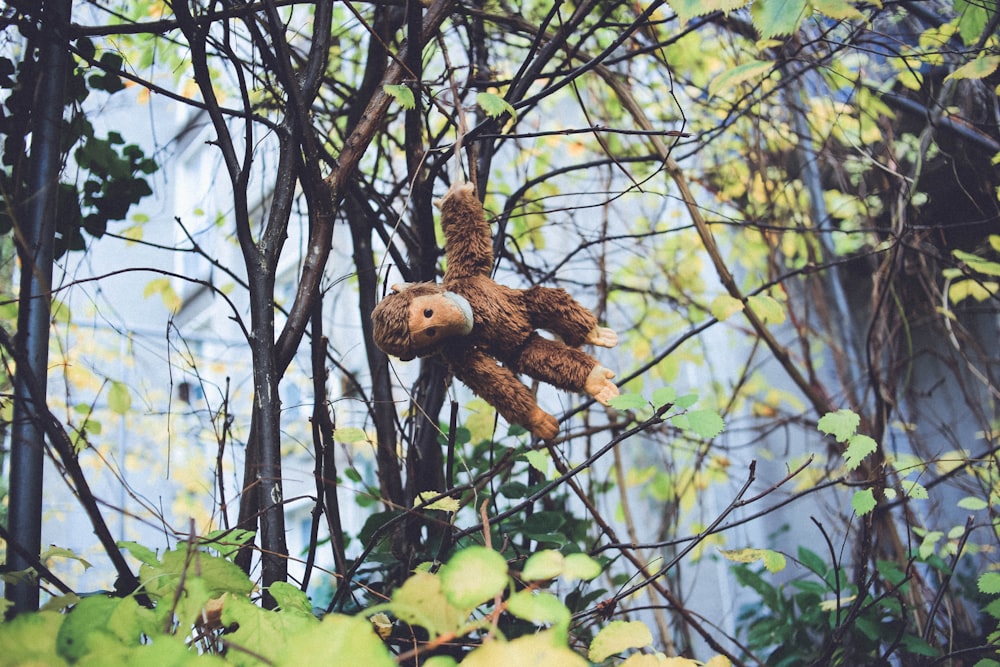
[371,181,619,440]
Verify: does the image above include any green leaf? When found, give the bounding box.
[949,279,998,303]
[674,393,699,409]
[359,510,402,547]
[334,427,369,443]
[984,597,1000,619]
[957,496,988,511]
[51,298,72,326]
[464,630,587,667]
[563,553,603,582]
[117,540,160,566]
[383,83,414,109]
[608,392,647,410]
[56,596,148,661]
[476,92,517,121]
[107,380,131,415]
[979,572,1000,595]
[685,409,725,438]
[955,0,990,45]
[276,614,396,667]
[918,531,942,560]
[439,546,508,610]
[521,549,600,583]
[522,550,565,581]
[40,546,92,570]
[0,611,65,664]
[844,434,877,470]
[719,548,786,573]
[798,546,828,576]
[746,294,786,324]
[506,590,571,629]
[751,0,809,38]
[219,593,315,663]
[708,60,773,98]
[40,593,80,612]
[416,490,460,512]
[388,571,465,636]
[900,633,941,657]
[852,488,876,515]
[818,409,860,443]
[810,0,865,20]
[268,581,313,616]
[424,657,459,667]
[709,294,744,321]
[901,479,928,500]
[669,0,752,22]
[138,548,254,615]
[945,55,1000,81]
[525,449,551,478]
[651,386,676,408]
[588,620,654,662]
[954,249,1000,276]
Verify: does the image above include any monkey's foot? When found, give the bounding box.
[527,407,559,440]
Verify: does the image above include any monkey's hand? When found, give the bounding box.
[585,365,619,406]
[586,326,618,348]
[527,407,559,441]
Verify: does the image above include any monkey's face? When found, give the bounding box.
[407,292,473,351]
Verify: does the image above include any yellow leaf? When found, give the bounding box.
[589,620,654,662]
[416,491,459,513]
[708,59,773,98]
[746,294,786,324]
[949,279,998,303]
[810,0,865,20]
[946,55,1000,81]
[710,294,744,321]
[465,631,586,667]
[718,548,786,572]
[819,594,857,611]
[143,277,181,312]
[705,656,733,667]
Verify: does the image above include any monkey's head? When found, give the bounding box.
[371,282,474,361]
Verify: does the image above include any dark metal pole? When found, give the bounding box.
[6,0,71,614]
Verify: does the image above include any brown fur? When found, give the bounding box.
[371,182,616,438]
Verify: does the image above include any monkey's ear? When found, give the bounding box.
[389,283,412,293]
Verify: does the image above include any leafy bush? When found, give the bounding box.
[0,537,730,666]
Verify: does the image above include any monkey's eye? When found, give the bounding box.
[423,308,433,317]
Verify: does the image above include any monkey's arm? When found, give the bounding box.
[437,182,494,280]
[510,333,619,406]
[450,347,559,440]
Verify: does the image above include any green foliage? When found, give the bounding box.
[720,547,787,573]
[750,0,809,39]
[817,409,878,473]
[732,546,944,665]
[4,1,998,665]
[0,541,698,665]
[0,37,157,257]
[589,620,654,662]
[476,91,517,122]
[945,236,1000,305]
[383,83,415,110]
[608,389,725,439]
